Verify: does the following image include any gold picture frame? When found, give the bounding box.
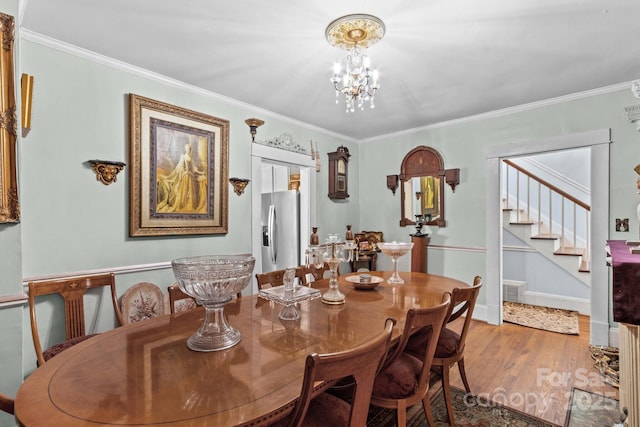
[0,13,19,224]
[129,94,229,236]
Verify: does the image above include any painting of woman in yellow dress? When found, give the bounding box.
[421,175,440,219]
[156,130,209,215]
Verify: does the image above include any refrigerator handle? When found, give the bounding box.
[268,204,277,265]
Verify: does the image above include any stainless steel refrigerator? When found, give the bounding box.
[261,190,300,272]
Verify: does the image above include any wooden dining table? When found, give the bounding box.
[14,271,466,427]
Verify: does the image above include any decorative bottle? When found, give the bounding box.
[345,225,353,241]
[310,227,319,246]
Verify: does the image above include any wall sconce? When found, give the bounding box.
[229,177,250,196]
[445,168,460,192]
[87,160,126,185]
[415,191,421,200]
[386,174,398,195]
[21,73,34,138]
[625,80,640,131]
[312,141,320,172]
[245,118,265,143]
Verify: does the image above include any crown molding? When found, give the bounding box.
[20,29,357,143]
[361,82,631,144]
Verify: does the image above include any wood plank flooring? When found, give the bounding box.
[443,315,619,426]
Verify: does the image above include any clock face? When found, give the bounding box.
[338,159,346,174]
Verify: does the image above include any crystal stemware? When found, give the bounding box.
[378,242,414,284]
[171,255,255,352]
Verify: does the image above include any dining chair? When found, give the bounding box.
[255,267,306,290]
[167,283,242,314]
[0,393,14,415]
[404,276,483,426]
[302,263,331,284]
[167,283,198,314]
[278,318,396,427]
[120,282,165,324]
[369,296,451,427]
[27,273,125,367]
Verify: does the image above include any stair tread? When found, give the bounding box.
[579,260,591,273]
[531,233,562,240]
[554,247,585,256]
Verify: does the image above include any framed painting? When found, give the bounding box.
[129,94,229,236]
[0,13,19,224]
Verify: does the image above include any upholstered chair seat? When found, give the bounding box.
[405,326,460,359]
[372,351,423,400]
[42,333,98,362]
[271,393,350,427]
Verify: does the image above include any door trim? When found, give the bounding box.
[485,129,611,345]
[251,144,315,294]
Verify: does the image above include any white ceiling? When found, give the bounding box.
[19,0,640,141]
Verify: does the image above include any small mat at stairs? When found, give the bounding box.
[503,301,579,335]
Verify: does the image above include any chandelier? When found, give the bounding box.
[325,14,385,113]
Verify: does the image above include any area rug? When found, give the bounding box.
[367,386,559,427]
[503,301,579,335]
[564,387,622,427]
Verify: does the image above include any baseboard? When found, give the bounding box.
[608,327,619,348]
[520,291,590,315]
[472,304,488,322]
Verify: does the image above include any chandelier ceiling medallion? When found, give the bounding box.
[325,14,385,113]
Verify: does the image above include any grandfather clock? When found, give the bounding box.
[328,146,350,200]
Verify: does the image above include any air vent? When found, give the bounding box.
[503,280,526,303]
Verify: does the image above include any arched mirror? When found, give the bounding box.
[396,146,459,228]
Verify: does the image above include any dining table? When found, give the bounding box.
[14,271,467,427]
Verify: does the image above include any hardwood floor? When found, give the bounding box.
[442,315,619,426]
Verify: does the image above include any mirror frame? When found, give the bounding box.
[399,146,447,227]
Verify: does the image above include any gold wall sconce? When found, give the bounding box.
[87,160,126,185]
[229,177,250,195]
[245,118,265,142]
[21,73,34,138]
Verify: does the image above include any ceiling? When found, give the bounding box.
[19,0,640,141]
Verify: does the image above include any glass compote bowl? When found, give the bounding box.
[378,242,414,284]
[171,255,255,352]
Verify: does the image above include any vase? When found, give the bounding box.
[310,227,319,246]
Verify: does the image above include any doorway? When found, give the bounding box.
[485,129,611,345]
[501,148,591,314]
[251,143,316,294]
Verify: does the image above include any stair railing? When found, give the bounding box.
[503,159,591,261]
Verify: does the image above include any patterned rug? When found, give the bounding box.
[564,388,622,427]
[503,301,579,335]
[368,386,559,427]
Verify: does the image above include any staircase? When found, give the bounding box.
[502,159,591,287]
[503,209,590,286]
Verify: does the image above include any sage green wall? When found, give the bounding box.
[358,89,637,307]
[0,2,24,426]
[15,39,356,376]
[18,40,359,277]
